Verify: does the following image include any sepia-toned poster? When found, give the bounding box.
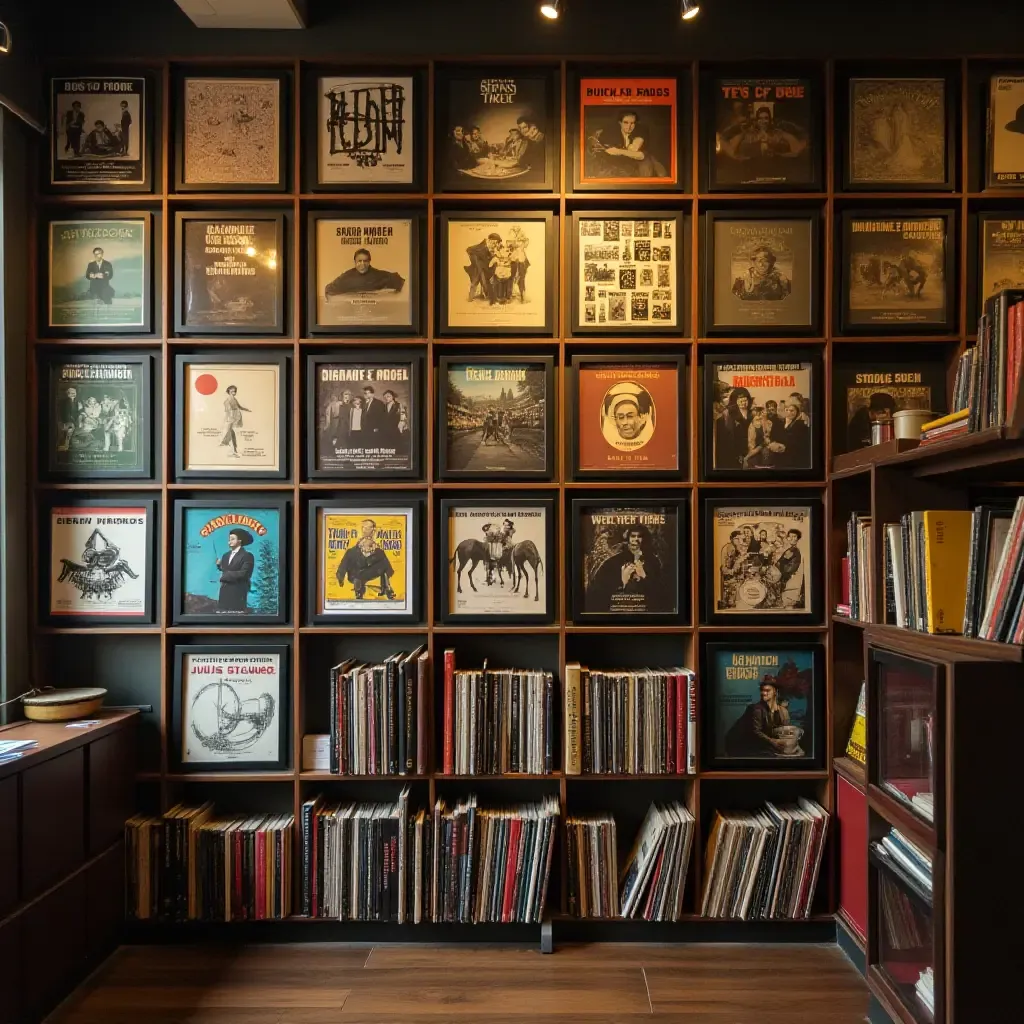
[314,217,413,329]
[319,75,414,185]
[849,78,946,186]
[181,361,281,472]
[987,75,1024,188]
[579,77,677,186]
[980,214,1024,303]
[576,362,679,474]
[577,217,678,328]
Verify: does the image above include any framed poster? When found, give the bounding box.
[706,76,819,191]
[573,75,680,190]
[305,350,423,480]
[702,496,822,627]
[437,355,554,481]
[979,213,1024,307]
[438,497,555,625]
[43,498,156,626]
[175,71,288,192]
[987,74,1024,188]
[173,212,286,335]
[845,77,953,190]
[839,210,955,333]
[308,499,422,625]
[41,352,152,480]
[702,350,822,480]
[702,642,825,771]
[172,644,290,772]
[438,211,554,336]
[570,354,686,481]
[175,352,288,480]
[703,210,820,336]
[44,213,152,334]
[172,499,288,626]
[434,67,557,192]
[307,210,421,335]
[570,497,688,626]
[49,75,150,191]
[571,212,683,333]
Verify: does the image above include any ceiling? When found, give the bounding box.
[173,0,307,29]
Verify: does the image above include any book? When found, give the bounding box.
[922,511,973,633]
[443,648,455,775]
[845,682,867,765]
[564,661,582,776]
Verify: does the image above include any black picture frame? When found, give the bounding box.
[985,71,1024,190]
[173,69,290,193]
[304,349,424,481]
[306,497,424,626]
[436,210,556,337]
[701,641,826,772]
[437,354,555,482]
[569,353,688,482]
[305,208,424,337]
[173,210,288,336]
[171,497,289,627]
[976,210,1024,318]
[700,348,823,481]
[437,495,556,626]
[701,493,823,627]
[40,351,154,481]
[837,208,957,335]
[174,350,290,481]
[570,494,689,626]
[41,496,157,626]
[171,643,291,773]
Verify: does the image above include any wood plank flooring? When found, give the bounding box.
[49,942,870,1023]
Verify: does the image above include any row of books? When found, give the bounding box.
[964,287,1024,433]
[840,512,874,623]
[964,496,1024,643]
[125,806,295,922]
[700,799,829,921]
[563,664,697,776]
[873,826,932,897]
[877,871,928,952]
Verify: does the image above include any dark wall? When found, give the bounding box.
[0,5,42,127]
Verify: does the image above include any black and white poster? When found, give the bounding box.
[987,75,1024,188]
[980,214,1024,303]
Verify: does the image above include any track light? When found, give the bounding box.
[0,22,10,54]
[680,0,700,19]
[539,0,562,19]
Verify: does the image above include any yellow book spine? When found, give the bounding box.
[846,714,867,765]
[564,661,581,775]
[921,408,970,432]
[923,510,974,633]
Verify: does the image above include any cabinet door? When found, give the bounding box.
[22,748,85,900]
[837,774,868,941]
[88,728,137,855]
[0,775,18,917]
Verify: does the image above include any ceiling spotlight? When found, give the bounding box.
[0,22,10,54]
[540,0,562,19]
[680,0,700,19]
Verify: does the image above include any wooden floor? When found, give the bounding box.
[49,942,870,1023]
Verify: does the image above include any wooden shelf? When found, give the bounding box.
[833,756,866,792]
[866,784,938,856]
[832,614,866,628]
[566,773,696,781]
[831,438,920,478]
[862,622,1024,662]
[163,772,297,783]
[299,772,430,781]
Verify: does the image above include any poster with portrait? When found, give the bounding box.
[438,357,553,480]
[46,500,154,624]
[573,357,683,479]
[704,643,823,770]
[435,69,554,191]
[309,214,417,333]
[577,77,678,188]
[705,213,818,334]
[176,354,287,480]
[50,76,147,189]
[43,354,151,479]
[980,214,1024,305]
[573,214,681,332]
[988,75,1024,188]
[709,77,817,190]
[173,501,287,626]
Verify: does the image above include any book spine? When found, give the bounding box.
[665,671,675,774]
[329,667,338,775]
[443,649,455,775]
[686,672,697,775]
[564,662,581,775]
[675,672,686,775]
[301,805,311,917]
[416,654,428,775]
[339,670,349,775]
[883,527,897,626]
[403,659,414,775]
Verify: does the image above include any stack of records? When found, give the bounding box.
[619,802,696,922]
[565,814,619,918]
[872,826,932,895]
[966,496,1024,643]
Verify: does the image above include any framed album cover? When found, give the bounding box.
[979,212,1024,306]
[702,496,822,627]
[172,644,290,773]
[571,212,684,333]
[706,75,820,191]
[43,498,156,626]
[305,350,423,480]
[702,350,822,480]
[845,77,954,191]
[175,71,289,192]
[987,74,1024,189]
[570,354,686,481]
[308,499,422,625]
[174,211,286,335]
[43,212,153,335]
[307,210,421,335]
[175,352,288,480]
[41,352,153,480]
[434,66,557,192]
[572,74,681,191]
[839,209,955,333]
[438,211,555,336]
[438,497,555,626]
[49,75,151,192]
[172,499,288,626]
[437,355,554,481]
[703,210,821,336]
[702,642,825,771]
[570,497,688,626]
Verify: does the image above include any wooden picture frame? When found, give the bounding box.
[986,71,1024,190]
[977,211,1024,314]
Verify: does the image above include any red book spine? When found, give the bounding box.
[233,831,243,922]
[443,649,455,775]
[642,846,666,921]
[675,673,686,775]
[687,673,698,775]
[841,556,851,606]
[256,829,265,921]
[501,818,521,922]
[982,505,1024,639]
[665,672,675,774]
